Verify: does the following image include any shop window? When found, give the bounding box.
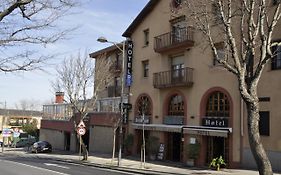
[259,111,270,136]
[143,29,149,46]
[171,16,186,43]
[206,91,229,117]
[171,55,184,81]
[168,94,184,116]
[142,60,149,78]
[271,44,281,70]
[213,42,225,66]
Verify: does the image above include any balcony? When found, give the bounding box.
[95,96,128,113]
[153,67,194,89]
[43,104,73,121]
[154,27,194,53]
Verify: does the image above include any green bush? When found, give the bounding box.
[209,156,226,171]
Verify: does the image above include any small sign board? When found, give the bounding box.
[77,120,86,128]
[157,143,165,160]
[77,127,86,136]
[2,128,12,137]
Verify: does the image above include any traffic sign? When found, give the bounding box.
[2,128,12,137]
[77,127,86,136]
[77,120,86,128]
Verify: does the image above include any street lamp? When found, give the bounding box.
[97,36,126,167]
[0,101,7,153]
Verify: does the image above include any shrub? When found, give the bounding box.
[209,156,226,171]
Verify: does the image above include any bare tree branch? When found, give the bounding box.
[184,0,281,174]
[0,0,79,73]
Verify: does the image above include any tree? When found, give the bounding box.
[183,0,280,174]
[14,99,42,111]
[53,51,113,160]
[22,119,38,138]
[0,0,77,72]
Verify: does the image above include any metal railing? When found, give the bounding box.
[154,27,194,52]
[43,96,128,120]
[42,104,73,120]
[153,67,194,88]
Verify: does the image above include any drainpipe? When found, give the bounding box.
[240,96,244,166]
[240,97,244,137]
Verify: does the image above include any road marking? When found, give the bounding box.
[90,166,143,175]
[44,163,70,169]
[2,160,70,175]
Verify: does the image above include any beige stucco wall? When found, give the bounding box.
[127,0,244,164]
[241,5,281,153]
[89,126,114,153]
[40,129,65,150]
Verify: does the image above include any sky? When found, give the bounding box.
[0,0,149,109]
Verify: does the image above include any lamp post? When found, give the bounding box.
[97,36,126,167]
[0,101,7,153]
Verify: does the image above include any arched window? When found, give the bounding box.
[206,91,229,117]
[168,94,184,116]
[136,95,152,116]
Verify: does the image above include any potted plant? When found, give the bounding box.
[209,156,226,171]
[186,142,200,166]
[147,136,159,160]
[123,134,134,155]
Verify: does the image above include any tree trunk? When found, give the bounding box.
[81,142,88,161]
[112,128,117,163]
[245,100,272,175]
[76,134,88,161]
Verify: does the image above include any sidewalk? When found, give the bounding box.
[1,148,281,175]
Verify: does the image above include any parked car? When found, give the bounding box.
[31,141,52,153]
[12,138,36,148]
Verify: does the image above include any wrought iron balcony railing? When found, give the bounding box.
[153,67,194,89]
[154,27,194,53]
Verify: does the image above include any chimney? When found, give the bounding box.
[55,92,64,103]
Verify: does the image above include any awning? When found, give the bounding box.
[183,126,232,138]
[132,124,232,137]
[132,123,182,133]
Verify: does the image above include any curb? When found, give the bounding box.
[0,149,222,175]
[45,157,189,175]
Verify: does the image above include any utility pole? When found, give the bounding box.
[1,101,7,153]
[97,37,126,167]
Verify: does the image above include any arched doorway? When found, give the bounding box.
[165,93,185,162]
[200,88,232,166]
[134,94,152,155]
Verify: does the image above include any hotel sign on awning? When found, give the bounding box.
[202,117,228,127]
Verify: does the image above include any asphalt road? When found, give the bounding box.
[0,156,142,175]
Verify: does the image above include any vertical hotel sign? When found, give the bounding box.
[126,40,133,86]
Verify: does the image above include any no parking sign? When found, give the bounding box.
[77,127,86,136]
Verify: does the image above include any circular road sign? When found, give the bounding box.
[77,127,86,136]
